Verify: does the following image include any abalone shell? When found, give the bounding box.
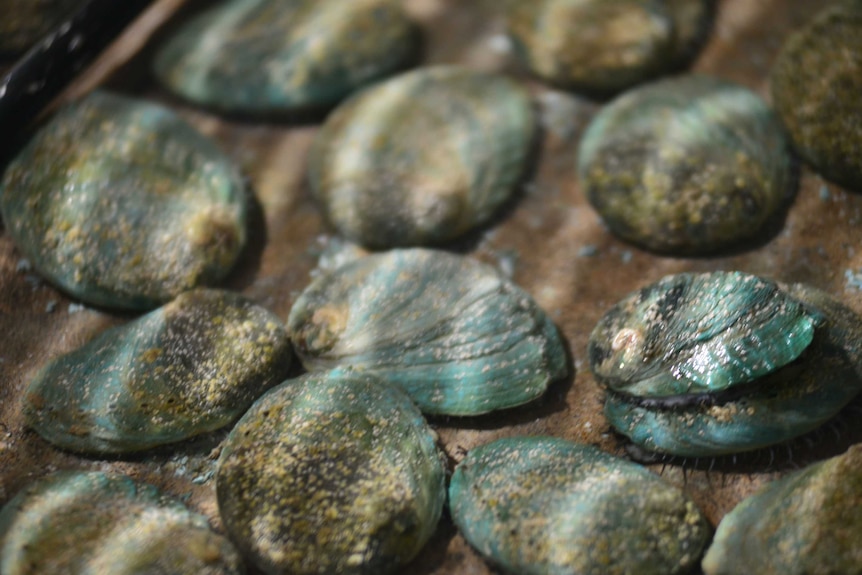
[0,91,246,309]
[771,0,862,190]
[449,436,710,575]
[578,75,793,255]
[153,0,419,114]
[286,248,568,416]
[308,66,535,248]
[24,289,293,454]
[216,368,446,575]
[0,471,243,574]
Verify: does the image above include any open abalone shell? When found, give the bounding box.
[286,248,568,416]
[589,271,862,457]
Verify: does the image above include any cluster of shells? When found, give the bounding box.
[2,0,862,574]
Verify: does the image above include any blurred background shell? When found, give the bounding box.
[578,75,794,255]
[449,436,710,575]
[308,66,535,249]
[153,0,420,114]
[286,248,568,416]
[0,470,244,575]
[216,369,446,575]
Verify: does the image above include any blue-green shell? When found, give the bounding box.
[286,248,568,416]
[449,436,710,575]
[23,289,292,454]
[0,471,243,574]
[216,368,446,575]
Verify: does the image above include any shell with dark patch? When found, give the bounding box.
[308,65,535,248]
[286,248,568,416]
[578,75,793,255]
[589,271,862,457]
[0,91,246,310]
[153,0,419,114]
[216,368,446,575]
[449,436,710,575]
[0,471,243,574]
[23,289,293,454]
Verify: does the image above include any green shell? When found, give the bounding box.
[0,91,246,310]
[308,65,535,248]
[286,248,568,416]
[771,0,862,190]
[591,272,862,457]
[578,75,793,255]
[702,444,862,575]
[449,436,710,575]
[0,0,84,56]
[23,289,293,454]
[216,369,446,575]
[505,0,713,96]
[153,0,418,114]
[0,471,243,575]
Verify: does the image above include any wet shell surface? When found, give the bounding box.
[770,0,862,190]
[449,436,710,575]
[0,0,83,55]
[308,66,535,248]
[286,248,568,416]
[702,444,862,575]
[23,288,293,454]
[0,470,243,575]
[589,271,862,457]
[153,0,418,114]
[505,0,713,95]
[216,369,446,575]
[578,75,793,255]
[0,91,246,310]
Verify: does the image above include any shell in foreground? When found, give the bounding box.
[702,444,862,575]
[153,0,418,114]
[216,369,446,575]
[770,0,862,190]
[0,471,243,575]
[506,0,713,95]
[449,436,710,575]
[0,91,246,310]
[308,66,535,248]
[286,248,568,416]
[578,75,793,255]
[591,271,862,457]
[23,289,293,454]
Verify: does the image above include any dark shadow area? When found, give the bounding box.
[222,184,267,293]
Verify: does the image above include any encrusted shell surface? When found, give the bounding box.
[308,66,535,248]
[0,470,243,575]
[23,289,292,454]
[505,0,713,95]
[153,0,418,114]
[286,248,568,416]
[770,0,862,190]
[0,91,246,310]
[216,369,446,575]
[590,271,862,457]
[0,0,83,55]
[578,75,793,255]
[702,444,862,575]
[449,436,710,575]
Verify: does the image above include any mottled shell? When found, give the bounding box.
[0,0,83,55]
[153,0,418,114]
[703,444,862,575]
[505,0,713,95]
[0,471,243,575]
[578,75,793,255]
[308,66,535,248]
[216,369,446,575]
[449,436,710,575]
[286,249,568,416]
[771,1,862,190]
[591,272,862,457]
[0,91,246,310]
[23,289,292,454]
